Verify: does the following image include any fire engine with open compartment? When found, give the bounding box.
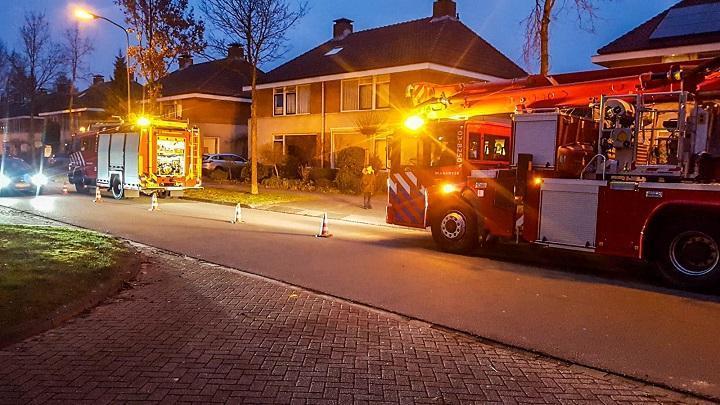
[67,116,202,199]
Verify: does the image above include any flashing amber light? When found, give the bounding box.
[533,177,543,186]
[74,8,96,21]
[136,116,152,127]
[79,126,87,133]
[441,183,458,194]
[404,115,425,131]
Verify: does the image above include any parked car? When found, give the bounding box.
[0,157,48,196]
[202,154,248,177]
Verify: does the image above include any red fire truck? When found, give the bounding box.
[387,59,720,290]
[68,116,202,199]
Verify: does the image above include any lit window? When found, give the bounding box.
[324,47,343,56]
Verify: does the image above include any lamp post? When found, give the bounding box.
[75,9,132,117]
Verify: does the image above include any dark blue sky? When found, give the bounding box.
[0,0,678,87]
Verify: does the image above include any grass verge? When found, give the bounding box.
[0,225,135,344]
[184,187,313,207]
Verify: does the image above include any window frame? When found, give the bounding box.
[340,75,391,112]
[273,85,310,116]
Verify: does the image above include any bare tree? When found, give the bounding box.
[62,25,94,133]
[115,0,205,111]
[523,0,603,76]
[202,0,308,195]
[0,41,10,105]
[16,11,64,163]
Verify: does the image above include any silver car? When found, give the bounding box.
[202,154,248,176]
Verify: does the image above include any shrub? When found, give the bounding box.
[240,162,273,181]
[336,147,366,172]
[336,170,361,194]
[309,167,338,182]
[281,155,302,179]
[209,168,229,181]
[314,178,335,189]
[335,147,365,194]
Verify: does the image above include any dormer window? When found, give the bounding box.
[324,47,343,56]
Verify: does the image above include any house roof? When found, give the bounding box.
[259,17,526,85]
[3,81,142,118]
[598,0,720,56]
[159,58,260,99]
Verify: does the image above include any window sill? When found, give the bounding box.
[272,113,311,117]
[339,108,390,113]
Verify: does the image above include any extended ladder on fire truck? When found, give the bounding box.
[389,58,720,291]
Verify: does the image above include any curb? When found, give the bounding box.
[0,240,143,349]
[180,196,423,231]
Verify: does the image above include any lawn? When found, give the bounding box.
[184,187,313,207]
[0,225,130,343]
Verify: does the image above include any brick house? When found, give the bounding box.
[248,0,525,169]
[593,0,720,68]
[1,75,140,159]
[157,45,257,156]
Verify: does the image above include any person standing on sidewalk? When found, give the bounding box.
[360,165,376,209]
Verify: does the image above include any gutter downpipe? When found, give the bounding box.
[321,82,326,168]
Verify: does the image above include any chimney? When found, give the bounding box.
[227,43,245,60]
[179,54,193,69]
[333,18,354,41]
[92,75,104,85]
[432,0,458,21]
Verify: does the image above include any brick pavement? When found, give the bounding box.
[0,247,708,404]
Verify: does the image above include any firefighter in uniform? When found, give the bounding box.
[361,165,376,209]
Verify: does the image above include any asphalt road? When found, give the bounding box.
[2,185,720,401]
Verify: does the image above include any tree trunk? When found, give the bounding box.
[540,0,554,76]
[250,67,259,195]
[29,96,37,166]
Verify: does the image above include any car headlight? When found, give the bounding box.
[0,174,10,188]
[31,173,49,186]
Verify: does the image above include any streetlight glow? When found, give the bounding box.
[74,8,96,21]
[73,7,133,117]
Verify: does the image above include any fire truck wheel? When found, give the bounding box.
[431,204,478,254]
[656,222,720,291]
[111,177,124,200]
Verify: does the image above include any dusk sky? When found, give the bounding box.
[0,0,678,87]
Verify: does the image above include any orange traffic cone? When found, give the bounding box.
[231,203,243,224]
[148,193,159,211]
[93,187,102,203]
[316,212,333,238]
[62,182,69,195]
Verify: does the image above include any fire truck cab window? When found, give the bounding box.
[468,133,482,160]
[483,135,508,161]
[430,132,458,167]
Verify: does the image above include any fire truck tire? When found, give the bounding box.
[655,221,720,291]
[431,204,479,254]
[111,176,124,200]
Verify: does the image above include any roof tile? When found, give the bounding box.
[260,17,525,84]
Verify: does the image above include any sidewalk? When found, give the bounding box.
[201,181,392,227]
[0,240,700,403]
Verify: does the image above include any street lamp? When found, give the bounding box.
[75,8,132,118]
